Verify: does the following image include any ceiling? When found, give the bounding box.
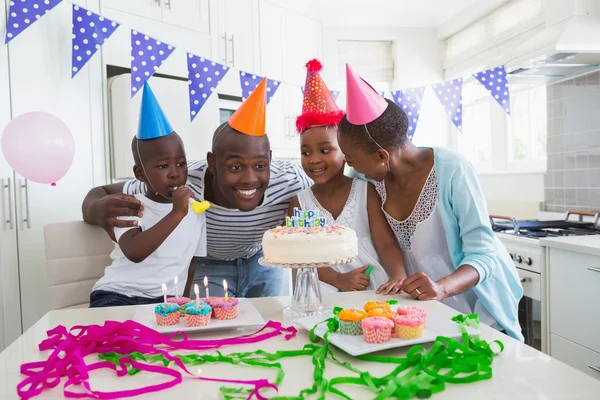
[267,0,508,33]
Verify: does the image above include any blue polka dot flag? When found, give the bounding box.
[71,5,119,78]
[391,86,425,141]
[130,30,176,97]
[331,90,340,103]
[473,66,511,115]
[5,0,63,44]
[239,72,280,104]
[187,53,230,122]
[378,91,386,98]
[432,78,463,133]
[300,86,304,95]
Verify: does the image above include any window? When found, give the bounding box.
[506,85,547,165]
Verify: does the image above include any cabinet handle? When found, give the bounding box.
[20,179,30,229]
[587,267,600,274]
[164,0,171,9]
[520,277,532,283]
[2,178,14,230]
[229,34,235,66]
[222,33,228,64]
[589,365,600,374]
[154,0,161,7]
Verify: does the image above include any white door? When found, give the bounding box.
[101,0,162,21]
[283,11,323,85]
[7,2,98,330]
[0,2,23,350]
[218,0,258,72]
[278,84,302,160]
[161,0,210,35]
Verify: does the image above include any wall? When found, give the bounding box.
[479,173,544,218]
[545,70,600,213]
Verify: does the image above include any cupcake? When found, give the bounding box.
[212,298,239,320]
[364,301,391,313]
[361,316,394,344]
[393,315,425,340]
[167,297,191,317]
[367,308,396,320]
[338,309,368,335]
[185,302,212,327]
[154,303,180,326]
[396,306,427,325]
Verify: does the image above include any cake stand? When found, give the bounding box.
[258,257,354,320]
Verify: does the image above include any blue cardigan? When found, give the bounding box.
[349,147,524,341]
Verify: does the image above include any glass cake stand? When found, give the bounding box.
[258,257,354,319]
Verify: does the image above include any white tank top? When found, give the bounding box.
[297,179,389,293]
[375,169,499,328]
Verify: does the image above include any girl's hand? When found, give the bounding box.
[402,272,447,301]
[376,276,404,295]
[337,265,370,291]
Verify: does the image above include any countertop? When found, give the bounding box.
[1,292,599,399]
[539,235,600,257]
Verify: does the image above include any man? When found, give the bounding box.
[82,79,311,297]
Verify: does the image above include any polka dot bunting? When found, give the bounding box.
[239,71,280,104]
[5,0,62,44]
[431,78,463,133]
[391,87,425,142]
[130,30,176,97]
[473,66,511,115]
[71,5,119,78]
[187,53,230,122]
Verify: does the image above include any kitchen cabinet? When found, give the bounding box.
[102,0,210,34]
[216,0,259,72]
[551,334,600,381]
[283,10,323,85]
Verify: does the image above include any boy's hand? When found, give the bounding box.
[337,265,370,291]
[171,187,193,219]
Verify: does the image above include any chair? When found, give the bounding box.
[44,221,114,310]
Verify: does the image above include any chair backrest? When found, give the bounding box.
[44,221,114,310]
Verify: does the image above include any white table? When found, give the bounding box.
[1,292,599,399]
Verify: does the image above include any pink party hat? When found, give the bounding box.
[345,64,388,125]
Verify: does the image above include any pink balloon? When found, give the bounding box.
[1,112,75,185]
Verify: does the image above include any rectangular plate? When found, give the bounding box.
[295,309,479,356]
[132,298,265,334]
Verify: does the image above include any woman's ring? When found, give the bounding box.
[414,288,422,296]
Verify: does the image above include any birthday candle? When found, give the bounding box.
[223,279,228,300]
[161,283,167,304]
[204,276,209,299]
[174,276,179,298]
[194,284,200,307]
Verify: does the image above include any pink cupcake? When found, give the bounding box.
[212,298,239,320]
[396,306,427,325]
[361,316,394,344]
[393,315,425,340]
[167,297,191,317]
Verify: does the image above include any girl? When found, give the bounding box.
[336,64,523,340]
[288,59,406,294]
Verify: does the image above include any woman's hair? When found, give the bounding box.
[338,98,409,153]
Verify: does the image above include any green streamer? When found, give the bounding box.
[99,312,503,399]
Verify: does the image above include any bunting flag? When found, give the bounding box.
[71,6,119,78]
[432,78,463,132]
[378,91,386,98]
[130,30,175,97]
[187,54,230,121]
[301,86,304,95]
[5,0,63,44]
[239,72,280,104]
[391,87,425,141]
[473,66,511,115]
[331,90,340,102]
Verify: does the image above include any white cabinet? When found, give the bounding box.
[283,10,323,85]
[102,0,210,34]
[216,0,259,72]
[551,334,600,381]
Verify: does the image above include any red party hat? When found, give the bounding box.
[296,59,344,133]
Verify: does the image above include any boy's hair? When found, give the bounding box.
[338,98,409,153]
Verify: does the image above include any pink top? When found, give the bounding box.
[166,297,190,305]
[211,297,239,310]
[361,316,394,330]
[393,315,424,327]
[396,306,427,318]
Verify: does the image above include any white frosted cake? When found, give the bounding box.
[262,225,358,265]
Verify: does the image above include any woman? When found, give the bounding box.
[338,64,523,341]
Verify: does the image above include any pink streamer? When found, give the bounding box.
[17,320,296,399]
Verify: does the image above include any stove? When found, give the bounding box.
[490,211,600,239]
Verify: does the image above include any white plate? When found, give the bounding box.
[295,309,479,356]
[132,298,265,334]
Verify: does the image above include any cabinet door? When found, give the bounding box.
[551,334,600,381]
[101,0,162,20]
[283,11,323,85]
[259,0,284,80]
[7,3,98,330]
[0,4,22,350]
[218,0,258,72]
[161,0,210,35]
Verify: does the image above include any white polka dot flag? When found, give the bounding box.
[432,78,463,133]
[391,87,425,141]
[187,53,230,122]
[5,0,62,44]
[239,72,280,104]
[130,30,175,97]
[71,5,119,78]
[473,66,511,115]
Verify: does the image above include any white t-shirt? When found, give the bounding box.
[93,194,207,298]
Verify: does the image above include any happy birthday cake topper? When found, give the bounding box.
[286,207,326,227]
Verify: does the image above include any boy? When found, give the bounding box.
[90,82,206,307]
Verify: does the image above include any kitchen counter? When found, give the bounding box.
[539,235,600,257]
